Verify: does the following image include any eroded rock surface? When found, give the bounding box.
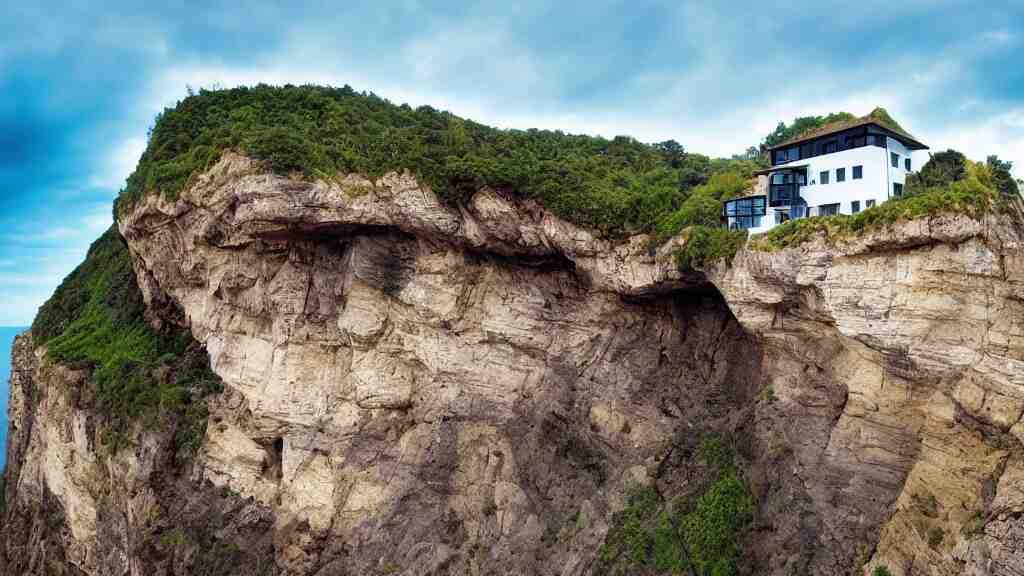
[4,152,1023,575]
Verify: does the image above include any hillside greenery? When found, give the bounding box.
[752,153,1020,251]
[114,84,758,239]
[596,435,753,576]
[32,227,222,456]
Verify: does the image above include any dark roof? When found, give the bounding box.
[766,114,928,151]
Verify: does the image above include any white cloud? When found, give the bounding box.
[89,135,146,191]
[922,109,1024,179]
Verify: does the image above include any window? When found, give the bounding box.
[836,168,846,182]
[851,200,860,214]
[824,141,838,154]
[893,183,904,197]
[871,134,888,147]
[788,147,799,162]
[905,158,911,171]
[820,170,830,185]
[853,165,863,179]
[891,152,899,168]
[819,203,840,216]
[724,196,766,230]
[866,199,876,208]
[800,143,813,159]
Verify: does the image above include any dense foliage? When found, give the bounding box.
[596,436,753,576]
[32,227,222,455]
[674,227,748,272]
[115,84,756,239]
[753,154,1021,251]
[763,112,857,148]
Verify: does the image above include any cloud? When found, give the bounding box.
[90,136,146,191]
[1,0,1024,325]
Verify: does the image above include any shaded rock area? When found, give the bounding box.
[2,152,1023,575]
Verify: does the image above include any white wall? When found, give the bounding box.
[886,136,912,196]
[771,140,919,217]
[798,146,890,215]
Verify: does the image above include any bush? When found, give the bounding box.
[873,566,893,576]
[116,84,761,241]
[596,435,753,576]
[32,227,222,456]
[675,227,747,271]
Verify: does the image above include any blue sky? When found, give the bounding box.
[1,0,1022,325]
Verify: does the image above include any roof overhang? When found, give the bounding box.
[754,163,808,175]
[766,120,928,151]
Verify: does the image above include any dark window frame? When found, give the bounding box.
[852,165,863,179]
[891,152,899,168]
[723,195,767,230]
[893,182,904,197]
[905,158,911,171]
[836,168,846,182]
[820,170,830,185]
[819,203,840,216]
[851,200,860,213]
[866,199,876,208]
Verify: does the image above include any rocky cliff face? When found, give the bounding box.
[3,153,1023,575]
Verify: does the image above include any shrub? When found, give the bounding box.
[32,227,222,457]
[927,526,944,549]
[675,227,747,271]
[596,435,753,576]
[873,566,893,576]
[116,84,761,241]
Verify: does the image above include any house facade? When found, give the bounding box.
[724,115,928,233]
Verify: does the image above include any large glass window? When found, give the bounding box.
[853,165,863,179]
[824,141,838,154]
[836,168,846,182]
[871,134,888,147]
[820,170,830,185]
[724,196,767,229]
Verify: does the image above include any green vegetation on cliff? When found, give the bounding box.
[32,227,221,455]
[752,152,1020,251]
[115,84,757,238]
[596,435,753,576]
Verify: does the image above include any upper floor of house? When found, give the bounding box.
[765,114,928,168]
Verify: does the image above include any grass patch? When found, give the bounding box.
[32,226,222,457]
[596,435,753,576]
[114,84,759,239]
[751,159,1018,251]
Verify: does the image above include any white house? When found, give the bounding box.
[723,114,929,233]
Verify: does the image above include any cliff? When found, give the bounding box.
[2,91,1023,576]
